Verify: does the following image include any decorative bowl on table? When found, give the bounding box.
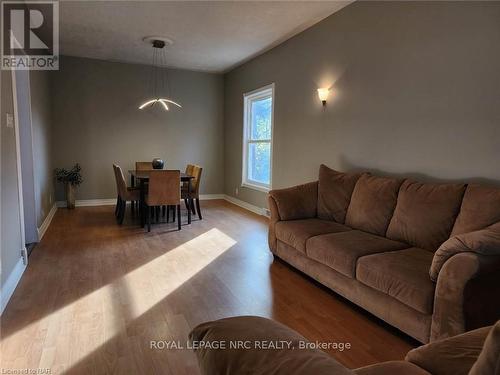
[152,158,164,169]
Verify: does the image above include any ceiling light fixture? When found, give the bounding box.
[139,36,182,111]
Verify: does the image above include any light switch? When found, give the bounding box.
[6,113,14,128]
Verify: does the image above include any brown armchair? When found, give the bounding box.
[189,316,499,375]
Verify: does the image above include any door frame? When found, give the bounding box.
[11,69,31,264]
[13,69,38,244]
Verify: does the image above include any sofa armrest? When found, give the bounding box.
[268,181,318,253]
[268,181,318,221]
[430,252,500,342]
[406,325,491,375]
[268,194,280,252]
[189,316,353,375]
[430,221,500,281]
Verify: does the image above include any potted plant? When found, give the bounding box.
[55,163,83,209]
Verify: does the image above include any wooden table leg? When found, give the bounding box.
[140,179,145,227]
[131,175,135,213]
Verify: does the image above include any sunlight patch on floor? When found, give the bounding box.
[122,228,236,319]
[0,228,236,373]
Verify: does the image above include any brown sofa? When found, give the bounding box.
[189,316,500,375]
[268,165,500,343]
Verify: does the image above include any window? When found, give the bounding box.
[242,84,274,192]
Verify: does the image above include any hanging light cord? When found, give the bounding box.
[139,39,182,111]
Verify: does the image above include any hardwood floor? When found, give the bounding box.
[0,200,416,374]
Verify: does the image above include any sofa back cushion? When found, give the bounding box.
[386,180,466,251]
[317,164,361,223]
[451,184,500,236]
[345,174,403,236]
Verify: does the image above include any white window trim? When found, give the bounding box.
[242,83,275,192]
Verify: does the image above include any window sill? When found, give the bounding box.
[241,182,271,193]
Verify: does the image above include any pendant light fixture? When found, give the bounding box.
[139,36,182,111]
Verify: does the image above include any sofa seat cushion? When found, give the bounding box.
[386,180,466,251]
[275,219,351,253]
[356,248,435,314]
[307,230,409,278]
[317,164,362,223]
[345,175,403,236]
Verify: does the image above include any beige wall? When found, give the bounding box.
[30,70,54,227]
[224,1,500,209]
[1,71,24,289]
[51,56,224,201]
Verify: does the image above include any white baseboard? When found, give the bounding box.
[200,194,225,200]
[37,204,57,240]
[1,257,27,315]
[56,195,268,217]
[223,195,267,216]
[57,195,225,208]
[56,198,116,208]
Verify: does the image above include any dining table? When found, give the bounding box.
[128,170,195,226]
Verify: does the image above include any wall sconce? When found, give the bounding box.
[317,88,330,107]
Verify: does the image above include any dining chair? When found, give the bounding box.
[133,161,154,212]
[182,164,203,220]
[182,164,194,211]
[113,165,121,218]
[136,161,153,170]
[113,164,123,218]
[185,164,195,178]
[144,170,181,232]
[113,164,140,224]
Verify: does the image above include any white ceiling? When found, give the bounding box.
[59,1,350,73]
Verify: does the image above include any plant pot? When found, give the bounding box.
[65,183,76,209]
